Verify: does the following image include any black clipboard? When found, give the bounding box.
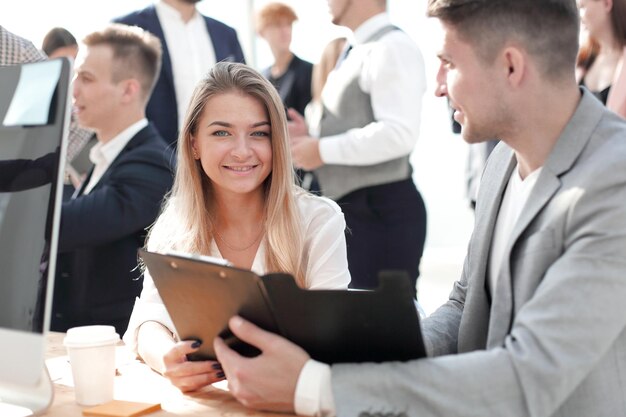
[139,249,426,363]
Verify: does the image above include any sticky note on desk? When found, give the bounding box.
[82,400,161,417]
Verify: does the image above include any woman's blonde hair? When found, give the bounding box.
[312,37,347,102]
[147,62,306,287]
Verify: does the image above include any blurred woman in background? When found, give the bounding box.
[42,27,78,59]
[577,0,626,116]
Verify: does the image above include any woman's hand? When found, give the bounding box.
[162,340,225,392]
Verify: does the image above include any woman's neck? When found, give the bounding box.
[585,36,622,92]
[213,191,265,233]
[271,51,293,78]
[595,27,622,56]
[212,191,265,270]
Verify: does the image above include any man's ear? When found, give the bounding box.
[120,79,141,103]
[501,46,526,88]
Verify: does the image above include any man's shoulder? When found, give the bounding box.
[120,125,174,166]
[130,123,167,146]
[201,14,238,34]
[594,108,626,138]
[292,55,313,70]
[579,110,626,171]
[0,26,46,64]
[374,25,416,45]
[366,26,423,66]
[113,4,156,25]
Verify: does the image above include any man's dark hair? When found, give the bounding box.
[427,0,579,81]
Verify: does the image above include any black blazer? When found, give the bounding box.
[262,55,313,116]
[114,5,246,146]
[52,123,174,334]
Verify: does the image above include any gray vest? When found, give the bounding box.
[316,25,412,200]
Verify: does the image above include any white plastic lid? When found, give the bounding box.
[63,325,120,348]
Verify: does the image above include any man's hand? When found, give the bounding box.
[291,136,324,170]
[161,340,225,392]
[214,316,310,413]
[287,108,308,138]
[286,107,324,170]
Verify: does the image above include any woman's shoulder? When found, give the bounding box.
[295,190,343,220]
[146,197,182,250]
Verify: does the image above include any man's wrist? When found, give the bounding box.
[294,359,335,416]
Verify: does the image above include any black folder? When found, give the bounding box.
[139,249,426,364]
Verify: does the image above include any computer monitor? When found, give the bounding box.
[0,58,72,415]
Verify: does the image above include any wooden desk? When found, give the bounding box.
[43,332,287,417]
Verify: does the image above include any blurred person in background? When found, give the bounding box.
[577,0,626,116]
[256,2,319,193]
[42,27,78,59]
[114,0,246,147]
[42,26,96,189]
[256,2,313,116]
[304,36,347,139]
[0,24,45,64]
[287,0,427,297]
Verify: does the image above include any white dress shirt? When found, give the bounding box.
[122,192,351,355]
[155,0,216,129]
[294,163,543,417]
[83,119,148,195]
[318,13,426,166]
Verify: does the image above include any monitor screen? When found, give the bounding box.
[0,57,71,412]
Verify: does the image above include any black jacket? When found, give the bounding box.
[52,123,174,334]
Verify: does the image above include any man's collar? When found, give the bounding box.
[91,118,148,164]
[543,87,605,177]
[156,0,198,23]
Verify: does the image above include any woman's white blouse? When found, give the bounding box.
[122,193,351,354]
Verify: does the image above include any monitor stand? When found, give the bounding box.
[0,367,53,416]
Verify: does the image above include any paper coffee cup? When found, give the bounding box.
[64,325,120,406]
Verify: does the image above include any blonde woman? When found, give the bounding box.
[123,62,350,392]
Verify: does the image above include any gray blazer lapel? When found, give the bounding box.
[510,90,601,243]
[487,173,561,347]
[458,145,516,352]
[486,88,604,347]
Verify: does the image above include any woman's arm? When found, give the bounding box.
[136,320,176,374]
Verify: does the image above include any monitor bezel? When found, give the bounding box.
[0,57,72,414]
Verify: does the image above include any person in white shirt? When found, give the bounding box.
[123,62,351,393]
[114,0,246,147]
[53,24,174,335]
[287,0,427,297]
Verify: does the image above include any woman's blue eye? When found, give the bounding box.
[251,131,270,137]
[213,130,229,137]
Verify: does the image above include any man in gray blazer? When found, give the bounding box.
[212,1,626,416]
